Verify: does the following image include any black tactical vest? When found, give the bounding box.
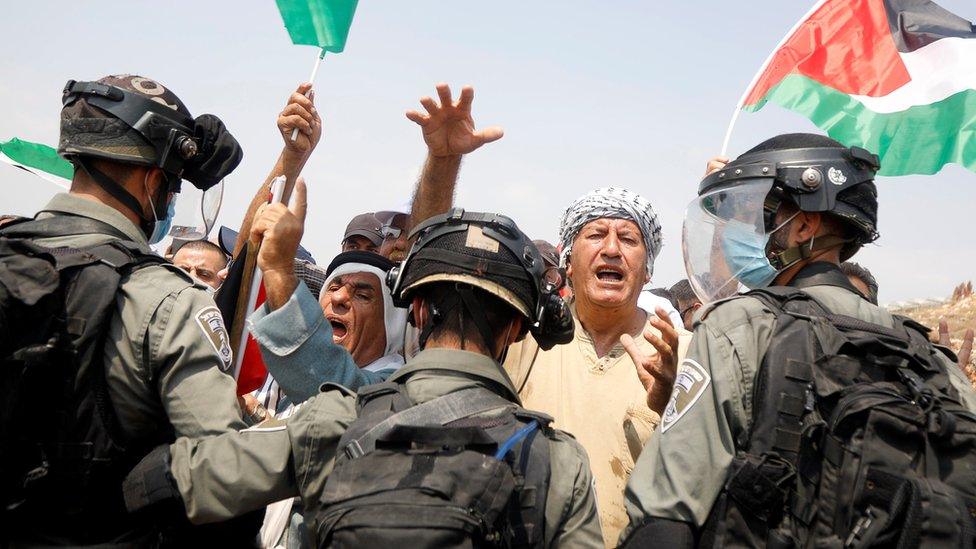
[307,379,553,548]
[0,216,167,545]
[702,264,976,548]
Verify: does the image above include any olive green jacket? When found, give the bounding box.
[167,348,605,548]
[32,193,246,442]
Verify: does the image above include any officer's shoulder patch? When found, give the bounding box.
[660,358,711,433]
[194,305,233,372]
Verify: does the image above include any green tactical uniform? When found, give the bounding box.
[162,348,604,548]
[33,193,246,441]
[621,267,976,539]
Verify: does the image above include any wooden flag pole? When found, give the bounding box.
[290,48,326,142]
[229,176,294,381]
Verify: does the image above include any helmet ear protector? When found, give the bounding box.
[387,208,574,350]
[62,80,242,192]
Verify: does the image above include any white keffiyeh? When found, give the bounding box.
[558,187,663,276]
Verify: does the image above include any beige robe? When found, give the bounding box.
[505,308,692,547]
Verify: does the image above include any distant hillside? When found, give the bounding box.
[889,282,976,387]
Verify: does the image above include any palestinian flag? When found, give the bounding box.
[742,0,976,176]
[0,138,73,188]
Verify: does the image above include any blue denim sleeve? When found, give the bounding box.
[246,281,386,402]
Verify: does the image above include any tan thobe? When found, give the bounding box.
[505,308,691,547]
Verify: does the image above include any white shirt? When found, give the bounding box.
[637,291,684,328]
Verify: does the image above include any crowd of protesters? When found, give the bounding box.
[189,81,976,547]
[3,72,976,549]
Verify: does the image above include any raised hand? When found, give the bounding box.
[939,319,975,380]
[705,156,730,177]
[621,307,680,414]
[278,83,322,157]
[251,178,308,277]
[406,83,504,158]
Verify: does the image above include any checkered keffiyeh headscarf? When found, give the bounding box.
[558,187,663,276]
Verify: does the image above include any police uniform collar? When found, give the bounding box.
[39,192,148,245]
[788,261,860,294]
[389,348,521,404]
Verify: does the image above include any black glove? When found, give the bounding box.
[123,444,182,513]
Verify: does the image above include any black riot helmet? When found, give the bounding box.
[387,208,574,354]
[703,134,879,249]
[684,133,881,303]
[59,75,243,238]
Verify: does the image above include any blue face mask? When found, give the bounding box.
[720,214,797,289]
[149,197,177,245]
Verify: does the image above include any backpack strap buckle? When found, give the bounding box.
[898,369,936,412]
[845,507,883,548]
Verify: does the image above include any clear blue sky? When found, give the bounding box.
[2,0,974,303]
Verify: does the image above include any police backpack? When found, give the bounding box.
[308,381,552,548]
[703,287,976,548]
[0,216,164,542]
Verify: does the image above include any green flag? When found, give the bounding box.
[0,138,73,188]
[276,0,359,53]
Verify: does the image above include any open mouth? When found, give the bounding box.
[328,317,348,340]
[596,267,625,283]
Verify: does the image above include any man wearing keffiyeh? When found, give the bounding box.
[504,187,692,547]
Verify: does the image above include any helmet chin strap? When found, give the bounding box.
[769,233,852,271]
[765,211,851,272]
[77,157,170,238]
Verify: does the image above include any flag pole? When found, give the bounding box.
[229,176,287,382]
[719,0,830,157]
[290,48,326,141]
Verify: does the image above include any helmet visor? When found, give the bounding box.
[682,179,774,304]
[169,180,224,239]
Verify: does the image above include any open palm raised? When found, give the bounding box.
[406,83,504,157]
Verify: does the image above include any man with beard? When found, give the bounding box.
[503,187,692,547]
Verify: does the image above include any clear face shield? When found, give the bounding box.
[170,181,224,240]
[158,180,225,255]
[682,179,781,304]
